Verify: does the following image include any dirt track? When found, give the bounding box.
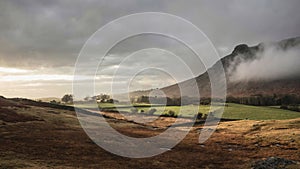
[0,105,299,169]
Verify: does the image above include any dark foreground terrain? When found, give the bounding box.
[0,97,299,169]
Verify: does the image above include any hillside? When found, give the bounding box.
[159,37,300,98]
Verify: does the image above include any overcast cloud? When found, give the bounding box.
[0,0,300,98]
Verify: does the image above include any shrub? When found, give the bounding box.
[162,110,177,117]
[50,100,57,104]
[50,100,60,105]
[194,112,203,120]
[130,107,138,113]
[147,108,157,115]
[280,105,288,110]
[168,110,176,117]
[287,105,300,112]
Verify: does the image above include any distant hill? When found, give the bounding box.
[0,96,74,111]
[36,97,61,103]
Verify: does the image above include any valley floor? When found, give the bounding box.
[0,104,299,169]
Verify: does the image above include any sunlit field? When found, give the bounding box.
[75,102,300,120]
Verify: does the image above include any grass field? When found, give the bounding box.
[75,102,300,120]
[2,99,300,168]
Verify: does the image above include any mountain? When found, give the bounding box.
[158,37,300,98]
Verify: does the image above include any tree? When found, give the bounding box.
[62,94,73,104]
[92,94,111,103]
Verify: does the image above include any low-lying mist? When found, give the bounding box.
[229,44,300,82]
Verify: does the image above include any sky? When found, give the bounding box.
[0,0,300,99]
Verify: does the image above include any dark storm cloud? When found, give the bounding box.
[165,0,300,50]
[1,0,300,69]
[0,0,300,98]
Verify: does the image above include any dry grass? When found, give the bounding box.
[0,103,299,168]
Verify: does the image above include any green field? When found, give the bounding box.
[75,102,300,120]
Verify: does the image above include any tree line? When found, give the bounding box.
[226,94,300,112]
[52,93,299,112]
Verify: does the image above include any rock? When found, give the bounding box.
[252,157,297,169]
